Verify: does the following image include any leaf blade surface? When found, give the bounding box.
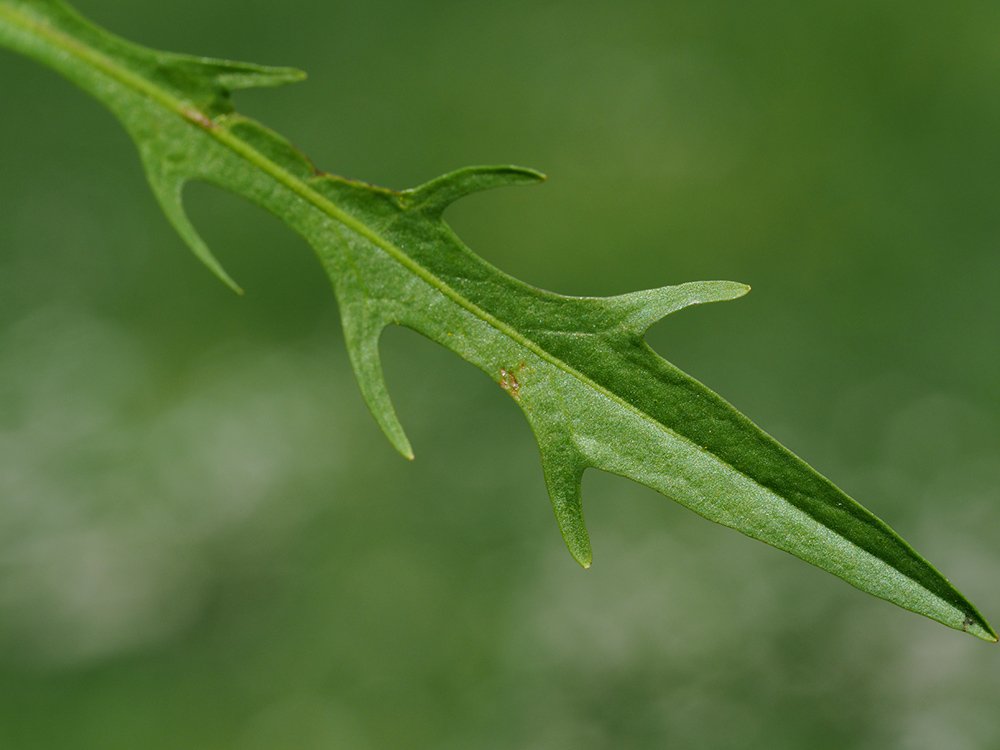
[0,0,993,641]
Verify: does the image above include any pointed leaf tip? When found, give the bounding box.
[143,167,243,294]
[537,440,591,568]
[615,279,749,335]
[338,303,413,459]
[404,165,546,215]
[214,63,307,90]
[963,612,998,643]
[175,57,307,91]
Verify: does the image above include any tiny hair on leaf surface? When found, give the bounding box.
[0,0,993,642]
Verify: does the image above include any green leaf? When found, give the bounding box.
[0,0,994,642]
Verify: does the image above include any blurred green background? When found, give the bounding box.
[1,0,998,747]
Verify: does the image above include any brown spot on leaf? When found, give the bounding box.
[499,363,526,400]
[181,107,216,129]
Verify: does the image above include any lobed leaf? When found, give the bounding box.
[0,0,994,641]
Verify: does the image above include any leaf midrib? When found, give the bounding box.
[2,2,959,615]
